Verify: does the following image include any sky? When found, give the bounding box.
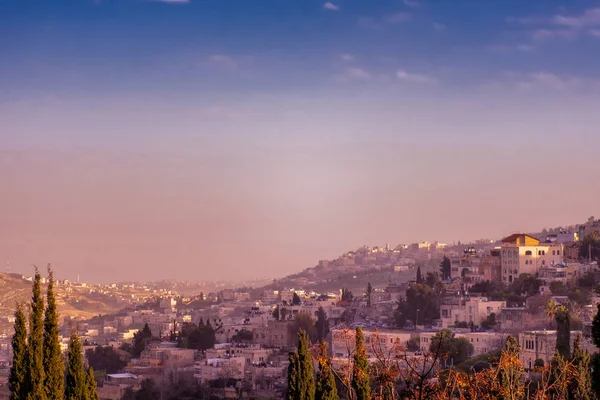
[1,0,600,283]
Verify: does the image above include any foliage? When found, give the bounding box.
[315,341,337,400]
[85,346,127,374]
[289,313,318,342]
[85,367,100,400]
[593,304,600,348]
[549,281,569,296]
[571,334,592,400]
[176,322,216,351]
[65,329,86,400]
[407,337,420,352]
[9,303,28,400]
[395,284,441,327]
[416,266,423,284]
[425,272,439,288]
[287,330,315,400]
[366,282,373,308]
[454,321,468,329]
[230,329,253,343]
[439,256,451,281]
[130,323,153,357]
[272,305,280,320]
[508,273,542,297]
[25,268,47,400]
[480,313,497,330]
[341,288,354,303]
[468,280,505,294]
[135,378,160,400]
[569,289,592,306]
[579,235,600,260]
[547,300,571,359]
[351,327,371,400]
[429,329,474,366]
[293,292,302,306]
[315,307,329,342]
[43,266,65,399]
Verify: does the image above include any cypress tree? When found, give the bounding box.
[297,330,315,400]
[571,334,592,400]
[25,268,47,400]
[287,351,300,400]
[85,367,100,400]
[43,266,64,399]
[352,327,370,400]
[65,328,86,400]
[315,341,337,400]
[555,306,571,360]
[9,303,28,400]
[416,266,423,284]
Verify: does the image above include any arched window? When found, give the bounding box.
[525,250,532,256]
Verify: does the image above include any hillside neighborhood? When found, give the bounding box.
[2,216,600,399]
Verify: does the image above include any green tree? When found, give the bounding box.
[293,292,301,306]
[131,323,153,357]
[366,282,373,308]
[287,351,300,400]
[287,330,315,400]
[85,368,100,400]
[315,341,337,400]
[289,313,317,343]
[176,322,215,351]
[43,266,64,399]
[499,336,524,400]
[439,256,451,280]
[429,329,474,366]
[592,304,600,348]
[135,378,160,400]
[547,300,571,359]
[9,303,28,400]
[570,334,592,400]
[341,288,353,303]
[481,313,497,330]
[273,305,280,320]
[352,327,371,400]
[395,284,441,327]
[509,273,542,297]
[315,307,329,342]
[416,266,423,284]
[25,268,47,400]
[579,235,600,260]
[65,328,86,400]
[549,281,569,296]
[85,346,127,374]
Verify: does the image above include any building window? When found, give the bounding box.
[557,250,560,255]
[552,250,556,255]
[525,250,532,256]
[538,250,542,256]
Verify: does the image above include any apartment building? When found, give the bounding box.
[518,330,581,369]
[500,234,564,284]
[439,296,506,328]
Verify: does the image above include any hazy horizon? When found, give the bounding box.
[2,0,599,283]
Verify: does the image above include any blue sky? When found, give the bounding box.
[1,0,600,282]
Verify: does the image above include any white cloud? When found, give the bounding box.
[152,0,190,3]
[207,54,237,69]
[346,67,370,79]
[384,12,412,24]
[590,29,600,38]
[396,69,434,84]
[433,22,446,31]
[403,0,421,8]
[323,2,339,11]
[516,44,534,52]
[340,54,354,62]
[510,7,600,40]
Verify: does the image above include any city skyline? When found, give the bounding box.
[1,0,600,282]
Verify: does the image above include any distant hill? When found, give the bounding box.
[0,273,140,335]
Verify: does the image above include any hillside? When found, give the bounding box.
[0,273,151,335]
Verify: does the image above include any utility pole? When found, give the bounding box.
[590,244,592,263]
